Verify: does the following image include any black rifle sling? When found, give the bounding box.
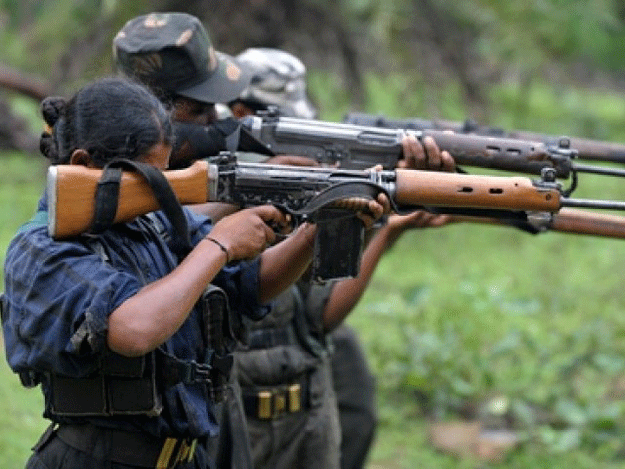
[91,166,122,234]
[91,158,192,258]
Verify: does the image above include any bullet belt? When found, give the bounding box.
[54,424,199,468]
[241,375,311,420]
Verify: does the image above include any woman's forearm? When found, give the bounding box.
[107,238,227,356]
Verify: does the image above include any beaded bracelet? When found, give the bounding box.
[205,236,230,263]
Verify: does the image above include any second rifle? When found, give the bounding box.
[243,114,625,189]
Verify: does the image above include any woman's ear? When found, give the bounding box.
[70,148,93,167]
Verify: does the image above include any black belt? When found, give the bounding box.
[54,424,199,468]
[241,374,311,420]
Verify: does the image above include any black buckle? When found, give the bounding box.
[187,361,212,383]
[160,354,213,385]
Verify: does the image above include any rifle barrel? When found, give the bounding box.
[560,198,625,211]
[550,208,625,238]
[571,163,625,177]
[344,112,625,164]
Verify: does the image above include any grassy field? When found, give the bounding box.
[2,81,625,467]
[0,152,48,468]
[348,220,625,468]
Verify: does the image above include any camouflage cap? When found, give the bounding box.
[113,12,251,104]
[235,48,317,119]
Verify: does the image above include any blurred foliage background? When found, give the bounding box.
[2,1,625,468]
[2,0,625,133]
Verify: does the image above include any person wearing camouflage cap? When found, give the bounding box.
[226,47,373,469]
[113,12,250,113]
[230,47,317,119]
[113,12,273,172]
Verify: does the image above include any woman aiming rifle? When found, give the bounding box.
[1,76,386,469]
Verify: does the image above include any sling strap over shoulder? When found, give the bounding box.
[91,158,193,258]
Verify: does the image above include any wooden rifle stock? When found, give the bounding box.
[393,169,560,211]
[48,160,562,239]
[448,208,625,238]
[48,160,211,238]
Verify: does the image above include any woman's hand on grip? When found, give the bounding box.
[208,205,289,261]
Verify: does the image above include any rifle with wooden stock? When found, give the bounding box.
[343,111,625,164]
[242,113,625,200]
[47,152,625,279]
[43,152,557,239]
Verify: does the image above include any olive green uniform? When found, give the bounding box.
[235,281,341,469]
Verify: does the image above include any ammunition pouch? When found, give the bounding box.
[201,284,237,401]
[241,373,311,420]
[49,349,162,417]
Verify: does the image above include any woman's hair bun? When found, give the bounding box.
[40,97,66,127]
[39,131,58,162]
[39,97,66,163]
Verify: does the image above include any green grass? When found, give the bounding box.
[0,152,47,468]
[3,80,625,467]
[348,222,625,467]
[0,352,46,467]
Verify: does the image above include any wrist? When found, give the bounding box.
[379,223,403,249]
[204,236,231,263]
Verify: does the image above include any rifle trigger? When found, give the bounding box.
[269,203,297,235]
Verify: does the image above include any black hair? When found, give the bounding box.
[39,77,173,167]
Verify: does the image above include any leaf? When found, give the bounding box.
[491,330,521,356]
[451,377,474,397]
[511,399,537,427]
[589,402,623,431]
[402,284,431,307]
[550,428,581,453]
[403,372,434,392]
[501,298,540,316]
[555,399,587,426]
[593,353,625,374]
